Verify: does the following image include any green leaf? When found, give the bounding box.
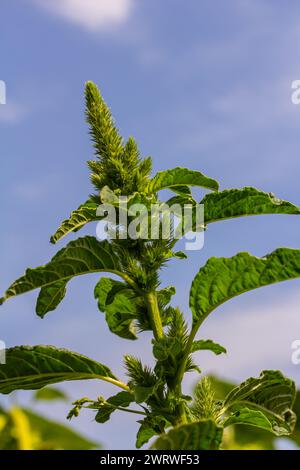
[152,420,223,450]
[136,421,157,448]
[224,408,274,433]
[21,408,100,450]
[190,248,300,326]
[95,277,127,310]
[0,237,122,311]
[95,391,134,423]
[191,340,227,355]
[223,370,296,436]
[134,384,159,404]
[157,286,176,306]
[208,376,300,448]
[290,390,300,445]
[166,192,197,205]
[200,376,277,449]
[153,337,182,362]
[100,186,120,204]
[94,277,138,340]
[172,251,188,260]
[167,187,300,236]
[201,187,300,225]
[147,167,219,194]
[170,185,192,197]
[94,279,175,338]
[100,187,156,213]
[34,386,68,402]
[36,281,67,318]
[50,199,99,244]
[0,345,117,394]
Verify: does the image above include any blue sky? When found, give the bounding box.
[1,0,300,449]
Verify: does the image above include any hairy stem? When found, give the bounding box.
[175,325,199,387]
[177,316,206,386]
[172,320,205,425]
[174,390,188,425]
[144,291,164,340]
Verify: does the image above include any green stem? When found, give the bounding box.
[174,391,188,425]
[99,376,130,391]
[113,406,147,416]
[175,325,199,387]
[173,320,205,424]
[144,291,164,340]
[176,318,205,387]
[81,404,146,416]
[112,271,141,292]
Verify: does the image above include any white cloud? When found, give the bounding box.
[33,0,133,31]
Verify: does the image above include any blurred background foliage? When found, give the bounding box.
[0,387,100,450]
[1,378,299,449]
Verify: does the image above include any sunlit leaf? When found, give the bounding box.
[147,167,219,194]
[190,248,300,326]
[50,199,100,244]
[0,345,117,394]
[223,370,296,436]
[201,187,300,224]
[191,340,227,355]
[0,237,123,316]
[152,420,223,450]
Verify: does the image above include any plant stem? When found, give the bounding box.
[98,376,130,392]
[176,317,205,388]
[175,325,198,387]
[113,406,147,416]
[172,320,205,425]
[82,404,146,416]
[145,291,164,340]
[112,271,141,292]
[174,390,188,425]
